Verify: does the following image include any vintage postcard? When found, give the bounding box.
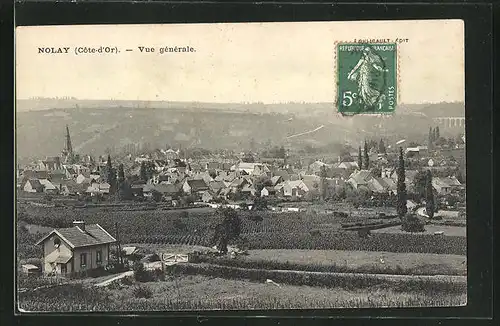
[15,20,465,312]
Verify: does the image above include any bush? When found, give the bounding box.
[133,262,151,282]
[87,267,108,278]
[152,268,165,281]
[133,285,153,299]
[121,275,134,286]
[401,214,426,233]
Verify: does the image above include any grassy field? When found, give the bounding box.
[243,250,466,275]
[372,225,466,237]
[18,274,466,311]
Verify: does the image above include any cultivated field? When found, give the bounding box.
[17,201,467,311]
[17,203,467,258]
[242,249,467,276]
[18,274,466,311]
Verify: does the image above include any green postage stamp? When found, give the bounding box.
[337,43,397,115]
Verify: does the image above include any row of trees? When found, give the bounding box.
[358,141,371,170]
[357,139,387,170]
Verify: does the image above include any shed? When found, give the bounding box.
[21,264,40,275]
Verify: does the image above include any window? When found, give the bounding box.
[61,263,67,274]
[96,250,102,265]
[80,253,87,267]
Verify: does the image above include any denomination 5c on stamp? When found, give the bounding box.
[337,43,397,115]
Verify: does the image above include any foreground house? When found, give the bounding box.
[35,221,116,275]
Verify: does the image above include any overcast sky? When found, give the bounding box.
[16,20,464,104]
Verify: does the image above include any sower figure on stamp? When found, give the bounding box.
[347,46,389,112]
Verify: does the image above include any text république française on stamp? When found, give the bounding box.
[336,43,398,116]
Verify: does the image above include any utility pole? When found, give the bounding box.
[115,222,122,266]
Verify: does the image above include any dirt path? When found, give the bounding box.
[95,271,134,287]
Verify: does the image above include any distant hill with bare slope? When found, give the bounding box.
[15,99,463,162]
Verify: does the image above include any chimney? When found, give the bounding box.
[73,220,85,231]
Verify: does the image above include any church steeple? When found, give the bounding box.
[62,125,74,163]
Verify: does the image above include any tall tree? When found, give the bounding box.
[435,126,440,140]
[320,165,328,200]
[363,141,370,170]
[146,161,155,180]
[425,170,435,219]
[413,170,428,200]
[378,139,386,154]
[211,207,241,254]
[118,164,125,186]
[106,155,117,193]
[357,146,363,170]
[278,146,286,159]
[428,127,434,149]
[117,164,125,188]
[139,162,148,182]
[396,147,408,219]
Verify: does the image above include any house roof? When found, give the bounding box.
[433,177,461,188]
[154,183,180,194]
[338,161,359,169]
[36,224,116,248]
[25,179,43,189]
[349,170,373,185]
[23,170,50,180]
[367,178,386,193]
[209,181,225,192]
[64,180,86,193]
[286,180,308,190]
[201,190,214,198]
[270,175,282,185]
[309,161,332,171]
[301,174,321,183]
[302,179,318,192]
[39,179,57,190]
[219,187,232,196]
[186,179,209,191]
[241,184,256,192]
[272,170,291,181]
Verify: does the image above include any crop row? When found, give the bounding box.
[241,231,467,255]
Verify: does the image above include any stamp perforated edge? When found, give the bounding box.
[333,40,400,118]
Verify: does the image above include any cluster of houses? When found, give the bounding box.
[18,156,110,197]
[17,141,465,205]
